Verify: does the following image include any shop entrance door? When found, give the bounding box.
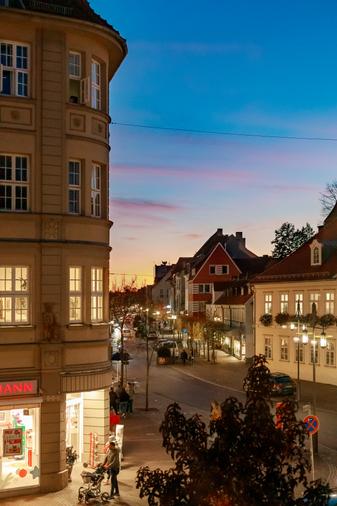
[66,395,83,462]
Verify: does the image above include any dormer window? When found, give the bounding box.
[310,240,322,266]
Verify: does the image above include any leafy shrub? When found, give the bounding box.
[275,313,290,326]
[259,313,273,326]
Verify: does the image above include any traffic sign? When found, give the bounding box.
[303,415,319,435]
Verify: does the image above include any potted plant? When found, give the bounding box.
[274,313,290,327]
[259,314,273,327]
[66,446,77,482]
[319,313,336,329]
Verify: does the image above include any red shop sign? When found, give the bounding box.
[0,380,38,397]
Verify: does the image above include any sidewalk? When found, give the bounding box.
[2,349,337,505]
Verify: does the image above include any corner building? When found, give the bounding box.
[0,0,126,496]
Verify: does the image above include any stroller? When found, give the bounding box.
[78,463,110,504]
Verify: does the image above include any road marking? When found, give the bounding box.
[172,367,244,394]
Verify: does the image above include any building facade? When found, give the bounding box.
[0,0,126,496]
[253,205,337,386]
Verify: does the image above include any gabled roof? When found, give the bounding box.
[170,257,193,275]
[192,229,257,270]
[1,0,127,49]
[253,203,337,283]
[213,293,252,305]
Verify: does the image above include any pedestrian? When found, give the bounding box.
[210,400,221,421]
[103,441,120,498]
[118,386,131,413]
[180,349,188,365]
[109,386,118,413]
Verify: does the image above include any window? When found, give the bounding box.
[0,41,29,97]
[310,240,322,266]
[68,51,81,103]
[264,336,272,359]
[91,267,103,322]
[264,293,272,314]
[280,337,289,361]
[295,293,303,315]
[68,160,81,214]
[91,60,101,110]
[295,342,304,363]
[310,341,319,365]
[325,341,335,366]
[69,267,82,322]
[198,284,211,294]
[280,293,288,313]
[0,266,29,324]
[0,155,28,211]
[325,292,335,314]
[209,264,229,275]
[91,164,101,217]
[309,293,320,313]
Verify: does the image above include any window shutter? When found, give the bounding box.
[80,77,90,105]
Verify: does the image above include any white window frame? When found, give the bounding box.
[91,163,101,218]
[0,40,29,97]
[0,154,29,212]
[325,292,335,315]
[280,293,289,313]
[69,266,82,323]
[91,59,101,110]
[310,240,322,266]
[309,293,320,313]
[91,267,103,322]
[0,266,29,325]
[295,293,303,315]
[264,336,272,359]
[264,293,272,314]
[198,284,211,294]
[280,337,289,361]
[69,51,81,79]
[68,160,81,215]
[325,341,335,367]
[209,264,229,275]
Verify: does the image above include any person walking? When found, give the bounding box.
[103,441,120,498]
[109,386,118,413]
[180,349,188,365]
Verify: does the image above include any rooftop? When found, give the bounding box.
[0,0,126,48]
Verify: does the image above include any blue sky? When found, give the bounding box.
[90,0,337,286]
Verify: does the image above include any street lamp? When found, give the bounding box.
[291,301,308,403]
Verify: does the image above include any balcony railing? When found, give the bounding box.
[26,0,73,16]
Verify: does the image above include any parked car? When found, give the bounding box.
[147,330,158,340]
[270,372,296,397]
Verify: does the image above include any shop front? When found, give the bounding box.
[0,380,40,492]
[65,388,109,464]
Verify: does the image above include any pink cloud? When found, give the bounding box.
[110,197,182,212]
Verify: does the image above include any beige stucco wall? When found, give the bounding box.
[0,5,126,496]
[254,280,337,385]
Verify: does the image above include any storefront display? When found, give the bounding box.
[66,393,83,462]
[0,407,40,490]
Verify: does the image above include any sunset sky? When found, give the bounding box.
[91,0,337,287]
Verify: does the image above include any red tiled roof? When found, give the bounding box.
[253,206,337,283]
[214,294,252,305]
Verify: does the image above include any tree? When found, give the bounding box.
[136,355,330,506]
[320,180,337,217]
[272,222,315,259]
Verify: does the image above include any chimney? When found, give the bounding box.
[236,231,245,246]
[216,228,223,236]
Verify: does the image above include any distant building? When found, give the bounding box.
[152,266,175,307]
[253,204,337,385]
[0,0,126,497]
[154,261,172,284]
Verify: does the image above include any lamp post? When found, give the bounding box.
[290,301,308,403]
